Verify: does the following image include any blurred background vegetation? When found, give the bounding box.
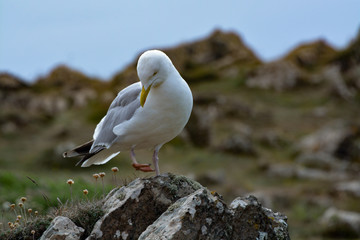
[1,29,360,239]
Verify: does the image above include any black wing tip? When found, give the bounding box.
[76,157,85,167]
[75,155,90,167]
[62,140,95,158]
[62,149,83,158]
[89,144,107,154]
[75,147,105,167]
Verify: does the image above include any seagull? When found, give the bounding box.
[63,50,193,175]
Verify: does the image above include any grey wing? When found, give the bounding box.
[90,82,141,153]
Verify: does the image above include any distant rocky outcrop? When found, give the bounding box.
[331,29,360,73]
[284,40,336,71]
[33,65,103,93]
[244,40,336,92]
[0,65,106,134]
[244,30,360,95]
[0,72,28,91]
[40,174,290,240]
[164,30,261,81]
[111,30,262,87]
[329,29,360,97]
[246,60,305,91]
[1,29,359,126]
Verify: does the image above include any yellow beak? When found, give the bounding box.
[140,85,152,107]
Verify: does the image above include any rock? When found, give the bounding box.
[193,94,218,106]
[165,29,261,82]
[39,174,290,240]
[219,134,256,155]
[344,65,360,91]
[258,131,287,148]
[140,191,289,240]
[284,40,336,71]
[196,170,226,186]
[40,216,84,240]
[71,88,97,108]
[320,208,360,238]
[111,29,261,87]
[246,189,296,211]
[0,72,28,91]
[185,106,213,147]
[323,65,355,100]
[86,173,202,240]
[266,164,297,179]
[295,152,344,171]
[1,122,18,134]
[230,195,290,240]
[0,65,101,126]
[246,190,279,209]
[330,28,360,73]
[296,168,347,181]
[34,65,101,92]
[216,97,253,119]
[297,120,360,163]
[246,60,304,91]
[28,95,69,116]
[312,106,328,118]
[335,181,360,198]
[267,164,348,181]
[139,189,233,240]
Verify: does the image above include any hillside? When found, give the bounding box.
[0,29,360,239]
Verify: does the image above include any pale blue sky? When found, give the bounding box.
[1,1,359,82]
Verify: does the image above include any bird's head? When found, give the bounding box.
[137,50,173,107]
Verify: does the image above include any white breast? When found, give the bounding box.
[113,73,193,150]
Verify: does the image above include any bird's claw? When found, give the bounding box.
[132,163,155,172]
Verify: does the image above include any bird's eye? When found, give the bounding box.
[153,71,157,76]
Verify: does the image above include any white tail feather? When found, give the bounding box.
[81,149,120,167]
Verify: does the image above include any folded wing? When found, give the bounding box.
[63,82,142,166]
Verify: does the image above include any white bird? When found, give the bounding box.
[63,50,193,175]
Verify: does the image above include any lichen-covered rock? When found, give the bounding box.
[139,190,290,240]
[86,173,202,240]
[40,216,84,240]
[139,189,232,240]
[230,195,290,240]
[40,174,290,240]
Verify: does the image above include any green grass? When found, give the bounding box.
[0,167,124,238]
[0,168,119,217]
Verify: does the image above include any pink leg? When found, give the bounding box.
[130,148,138,164]
[130,147,154,172]
[153,147,160,176]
